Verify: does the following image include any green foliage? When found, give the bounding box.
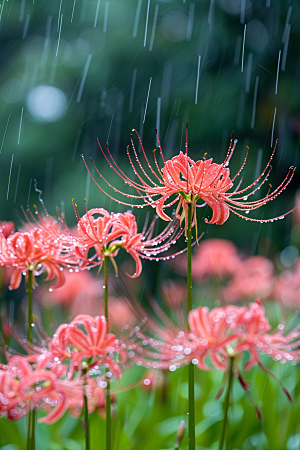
[1,359,300,449]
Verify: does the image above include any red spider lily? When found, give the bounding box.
[83,128,299,228]
[124,297,300,414]
[273,258,300,308]
[0,227,82,290]
[49,314,127,379]
[188,301,300,372]
[224,256,275,302]
[0,221,14,238]
[0,353,115,424]
[0,353,81,424]
[233,301,299,373]
[0,203,101,290]
[173,238,241,280]
[72,204,185,277]
[190,239,241,280]
[188,305,245,370]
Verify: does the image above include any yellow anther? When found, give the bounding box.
[269,184,272,188]
[294,167,297,172]
[75,203,77,207]
[132,128,135,132]
[72,198,74,203]
[204,152,207,157]
[246,146,249,150]
[153,148,157,153]
[84,198,87,202]
[127,145,129,150]
[33,205,38,210]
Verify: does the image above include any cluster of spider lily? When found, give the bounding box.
[0,127,299,450]
[1,299,299,425]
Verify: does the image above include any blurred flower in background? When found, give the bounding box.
[224,256,275,302]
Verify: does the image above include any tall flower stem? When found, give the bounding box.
[27,269,33,343]
[104,256,111,450]
[218,357,234,450]
[187,203,195,450]
[83,384,90,450]
[27,269,35,450]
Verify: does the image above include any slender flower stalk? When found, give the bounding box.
[187,204,195,450]
[104,256,111,450]
[83,393,90,450]
[219,357,234,450]
[27,270,33,343]
[81,363,91,450]
[26,269,35,450]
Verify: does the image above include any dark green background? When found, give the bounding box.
[1,1,300,449]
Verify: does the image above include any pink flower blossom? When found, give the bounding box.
[173,238,241,280]
[187,301,300,373]
[0,221,14,238]
[49,314,127,379]
[188,305,245,370]
[224,256,275,302]
[273,259,300,308]
[73,205,185,277]
[125,299,300,410]
[161,279,186,308]
[0,353,80,424]
[83,129,299,227]
[0,223,85,290]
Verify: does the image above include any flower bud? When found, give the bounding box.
[174,420,185,449]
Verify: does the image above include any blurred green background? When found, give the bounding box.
[1,0,300,449]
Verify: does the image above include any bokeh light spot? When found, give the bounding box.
[26,85,67,122]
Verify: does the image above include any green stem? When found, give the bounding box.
[83,386,90,450]
[104,257,111,450]
[27,270,35,450]
[187,204,195,450]
[218,357,234,450]
[31,410,35,450]
[26,410,32,450]
[104,257,109,325]
[27,270,33,343]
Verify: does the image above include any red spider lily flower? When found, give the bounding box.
[124,298,300,413]
[188,305,245,370]
[49,314,127,379]
[273,258,300,308]
[188,301,300,371]
[72,204,185,278]
[190,239,241,280]
[173,238,241,280]
[233,300,299,373]
[0,203,98,290]
[83,128,299,228]
[0,353,81,424]
[224,256,274,302]
[0,221,14,238]
[0,227,82,290]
